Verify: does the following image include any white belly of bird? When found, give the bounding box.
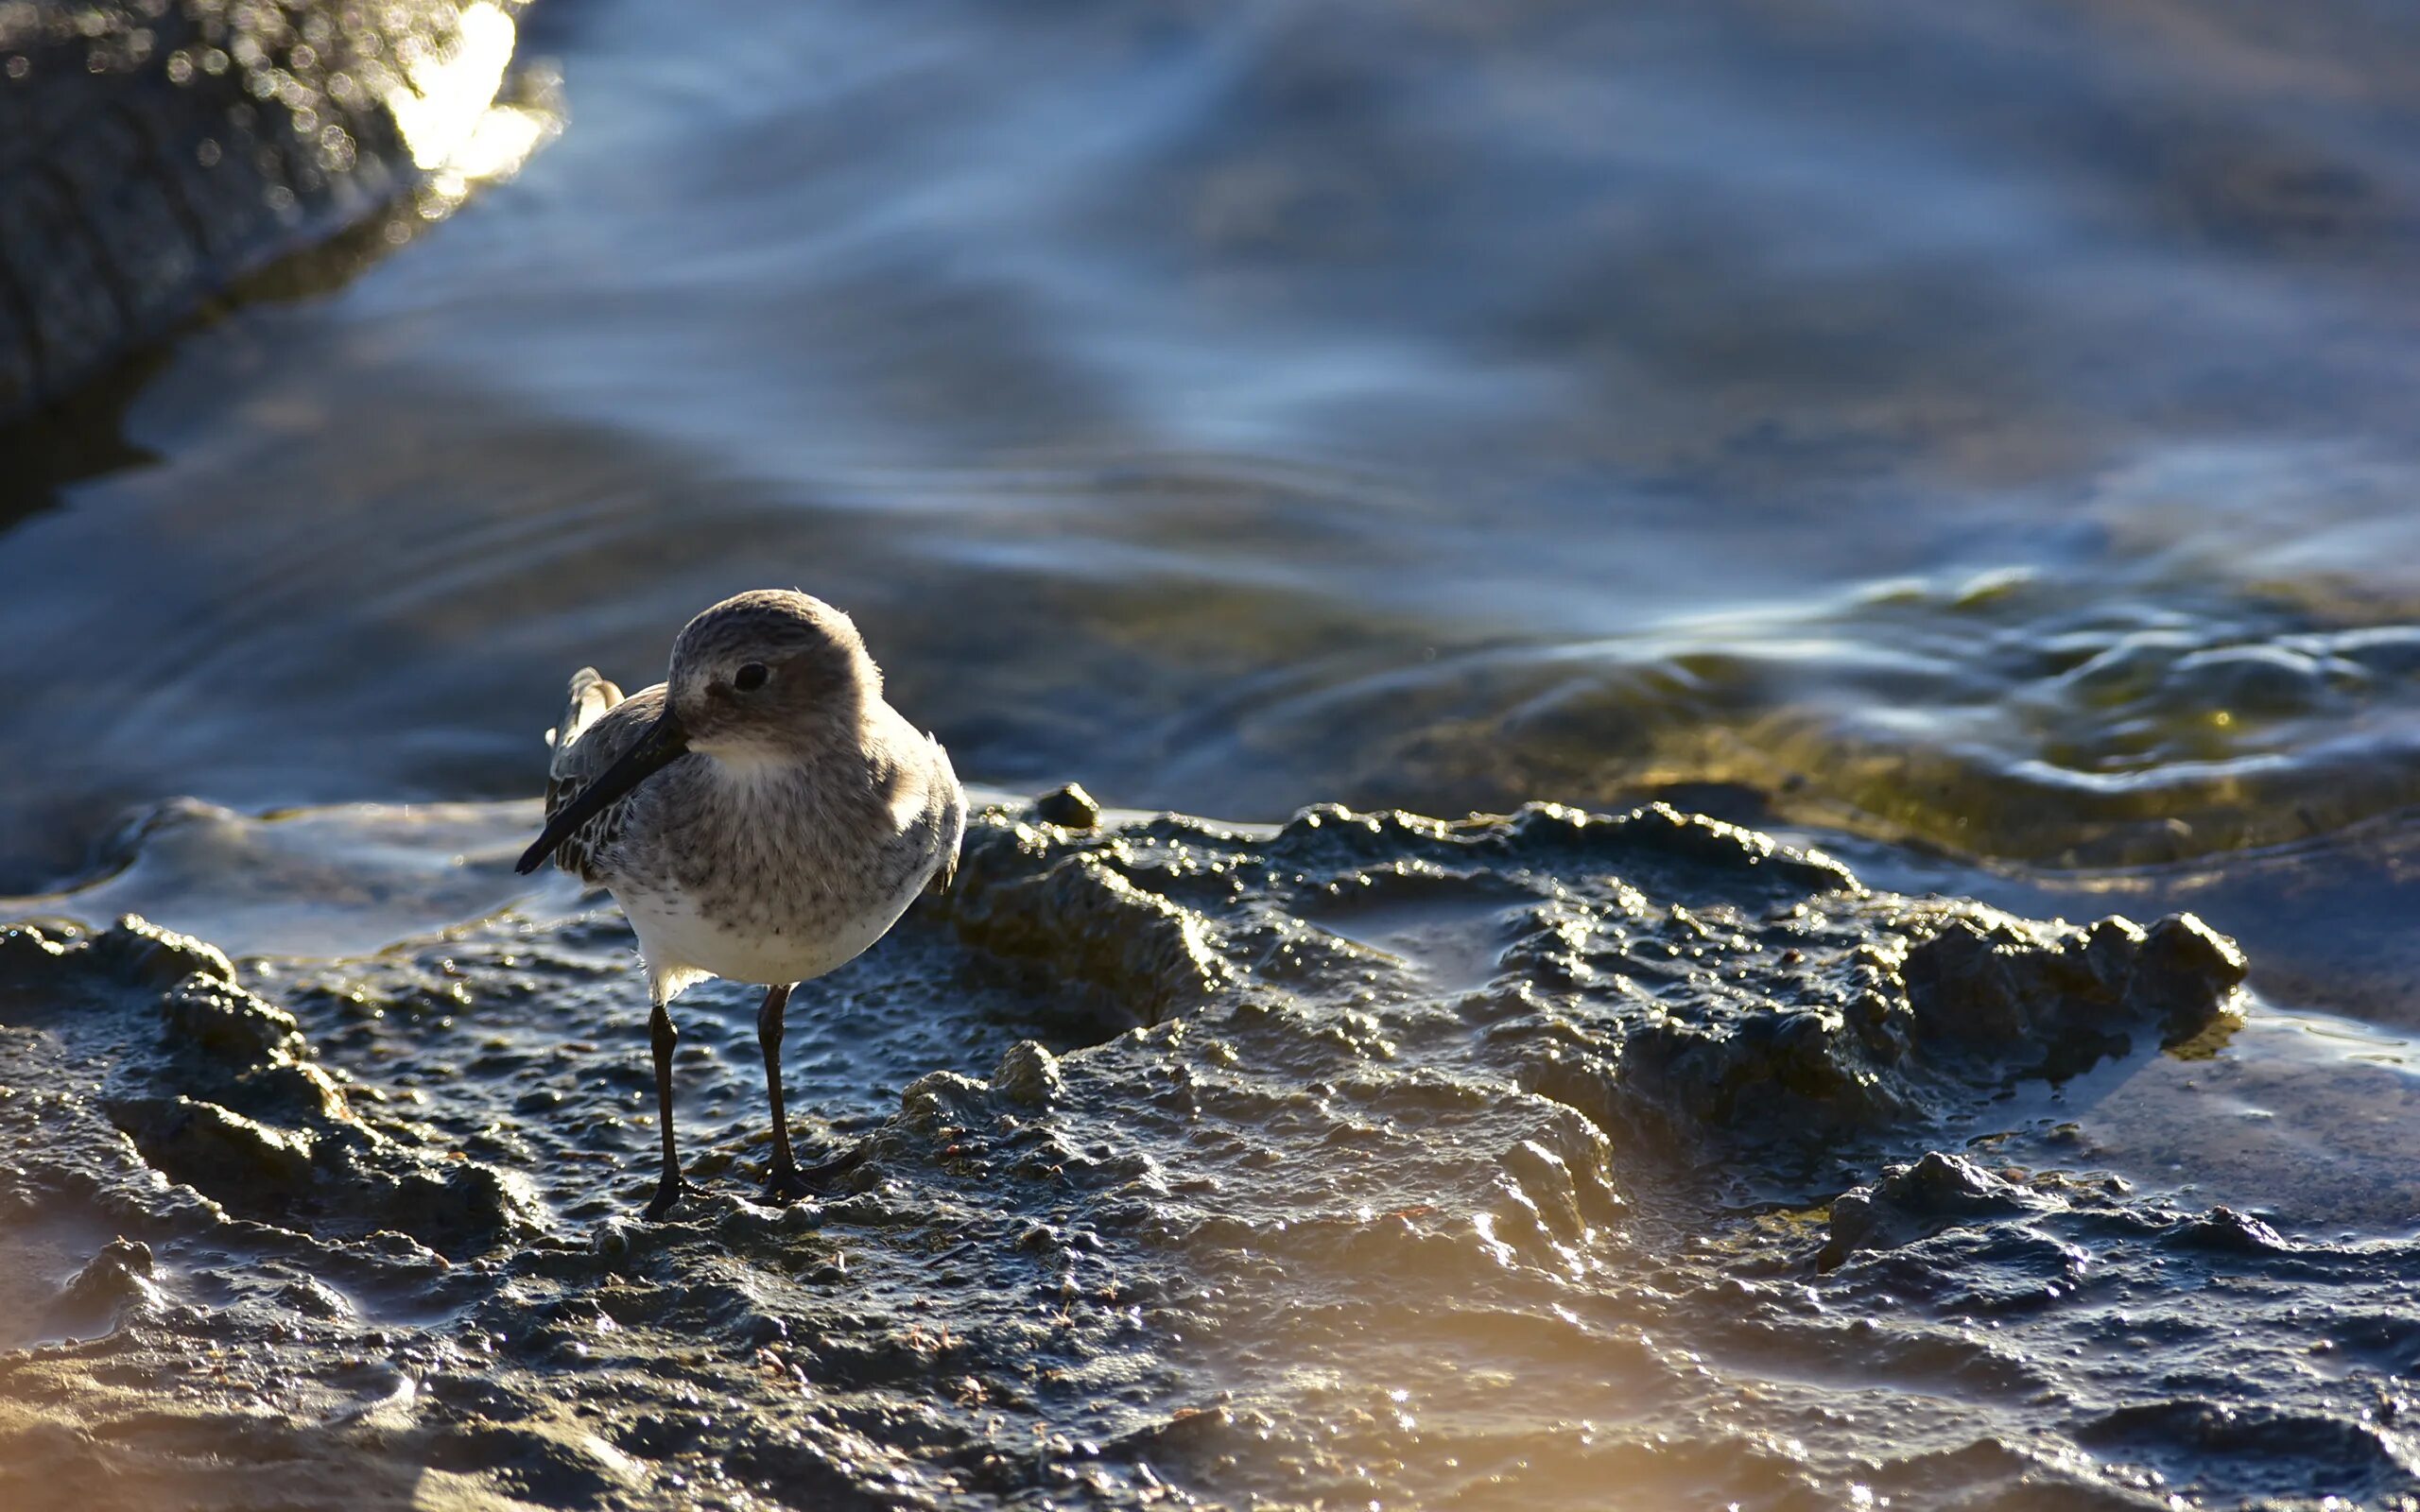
[616,870,925,999]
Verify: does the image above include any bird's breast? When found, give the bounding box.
[618,866,927,990]
[606,755,948,990]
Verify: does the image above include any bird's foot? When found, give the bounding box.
[642,1174,689,1222]
[760,1143,868,1205]
[760,1161,815,1206]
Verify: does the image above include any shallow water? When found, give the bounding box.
[9,0,2420,1505]
[9,0,2420,890]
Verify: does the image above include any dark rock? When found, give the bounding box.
[158,972,305,1066]
[992,1040,1065,1108]
[54,1236,156,1327]
[0,0,538,421]
[107,1093,319,1199]
[1819,1151,2056,1268]
[1033,783,1102,831]
[89,914,233,990]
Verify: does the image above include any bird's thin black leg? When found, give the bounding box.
[758,982,866,1203]
[643,999,686,1219]
[759,983,808,1201]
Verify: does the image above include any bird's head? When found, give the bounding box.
[515,589,883,874]
[667,589,882,763]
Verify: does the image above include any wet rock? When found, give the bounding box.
[1818,1152,2057,1269]
[335,1146,531,1254]
[89,914,235,990]
[158,972,306,1066]
[992,1040,1065,1108]
[2127,914,2253,1039]
[898,1070,990,1133]
[2169,1205,2291,1255]
[1497,1130,1622,1246]
[107,1094,320,1200]
[1902,909,2246,1065]
[53,1237,157,1327]
[945,823,1229,1019]
[1494,800,1860,902]
[426,1421,646,1503]
[0,920,531,1260]
[1032,782,1102,831]
[276,1276,352,1319]
[0,0,544,421]
[2076,1400,2416,1506]
[0,922,74,986]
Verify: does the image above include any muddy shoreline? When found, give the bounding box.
[11,794,2400,1510]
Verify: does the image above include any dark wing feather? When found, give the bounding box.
[542,671,664,884]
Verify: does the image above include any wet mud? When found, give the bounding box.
[9,796,2396,1510]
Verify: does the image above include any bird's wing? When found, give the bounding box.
[546,667,625,776]
[923,730,963,897]
[542,674,664,883]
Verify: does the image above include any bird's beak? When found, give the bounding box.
[516,709,690,874]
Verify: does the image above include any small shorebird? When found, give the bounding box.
[517,590,965,1219]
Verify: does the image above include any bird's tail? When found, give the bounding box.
[545,667,624,779]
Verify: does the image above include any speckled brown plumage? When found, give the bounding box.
[526,590,966,1217]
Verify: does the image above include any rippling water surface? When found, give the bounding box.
[9,0,2420,1506]
[9,0,2420,888]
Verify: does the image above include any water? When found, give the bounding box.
[10,0,2420,888]
[9,0,2420,1505]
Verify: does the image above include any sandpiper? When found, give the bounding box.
[516,590,965,1219]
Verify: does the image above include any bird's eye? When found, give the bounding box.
[733,662,770,693]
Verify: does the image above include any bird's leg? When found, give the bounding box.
[758,982,866,1202]
[758,983,808,1201]
[643,998,686,1220]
